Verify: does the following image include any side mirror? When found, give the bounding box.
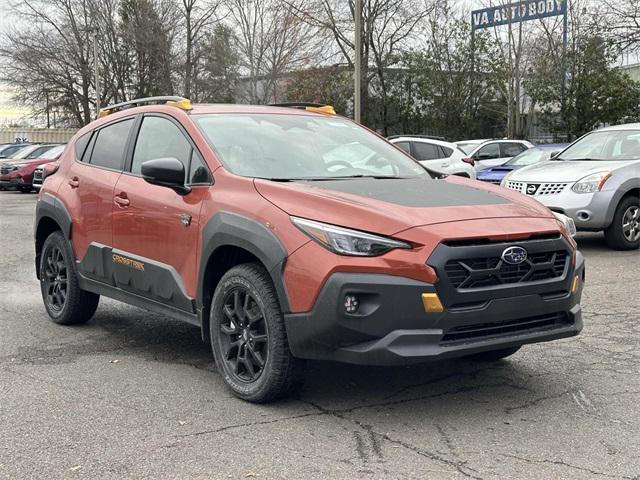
[141,157,191,195]
[550,151,561,159]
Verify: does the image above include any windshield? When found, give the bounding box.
[37,144,65,158]
[456,142,480,155]
[506,147,555,166]
[195,114,427,180]
[556,130,640,161]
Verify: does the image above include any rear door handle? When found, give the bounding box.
[68,177,79,188]
[114,193,130,207]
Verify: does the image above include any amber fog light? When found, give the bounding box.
[344,295,359,314]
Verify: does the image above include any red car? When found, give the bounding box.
[34,97,584,402]
[0,145,65,192]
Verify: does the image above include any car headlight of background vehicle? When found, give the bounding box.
[8,164,26,171]
[292,217,411,256]
[571,171,611,194]
[500,171,514,186]
[552,212,577,237]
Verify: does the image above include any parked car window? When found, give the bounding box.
[0,145,28,158]
[89,119,134,170]
[412,142,442,160]
[394,142,411,154]
[556,130,640,161]
[26,145,58,159]
[75,133,92,161]
[38,144,65,159]
[475,143,500,159]
[501,143,527,157]
[132,116,192,176]
[439,146,453,157]
[188,151,212,184]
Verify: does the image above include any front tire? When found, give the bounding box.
[40,231,100,325]
[210,263,304,403]
[605,196,640,250]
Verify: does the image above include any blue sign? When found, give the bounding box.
[472,0,567,30]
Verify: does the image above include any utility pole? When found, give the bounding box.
[354,0,362,124]
[93,29,101,118]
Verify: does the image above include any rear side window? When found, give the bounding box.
[501,143,527,157]
[131,116,192,176]
[412,142,442,160]
[75,132,92,161]
[439,146,453,157]
[89,119,133,170]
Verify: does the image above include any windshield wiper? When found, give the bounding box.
[555,157,603,161]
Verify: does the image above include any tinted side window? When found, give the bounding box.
[132,116,192,177]
[476,143,500,159]
[413,142,442,160]
[188,151,212,184]
[501,143,527,157]
[394,142,411,154]
[75,132,92,161]
[89,119,133,170]
[440,146,453,157]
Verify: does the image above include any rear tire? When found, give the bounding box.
[210,263,305,403]
[604,196,640,250]
[466,346,521,362]
[40,231,100,325]
[19,186,32,193]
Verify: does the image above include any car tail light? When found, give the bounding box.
[462,157,475,166]
[42,162,60,180]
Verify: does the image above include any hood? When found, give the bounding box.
[510,159,637,182]
[254,176,553,235]
[477,165,519,180]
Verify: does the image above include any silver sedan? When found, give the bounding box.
[502,123,640,250]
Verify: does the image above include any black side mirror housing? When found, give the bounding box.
[141,157,191,195]
[550,151,561,159]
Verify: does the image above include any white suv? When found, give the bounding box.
[389,136,476,179]
[456,139,534,171]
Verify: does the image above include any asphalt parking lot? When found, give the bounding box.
[1,190,639,480]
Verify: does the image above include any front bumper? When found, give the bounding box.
[285,246,584,366]
[527,189,615,231]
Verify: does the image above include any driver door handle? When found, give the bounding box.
[68,177,79,188]
[114,193,130,207]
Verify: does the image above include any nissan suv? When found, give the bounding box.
[34,97,584,403]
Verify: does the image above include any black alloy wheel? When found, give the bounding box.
[42,245,68,312]
[218,288,269,383]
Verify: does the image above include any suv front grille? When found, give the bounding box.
[444,250,568,289]
[506,181,569,196]
[0,165,13,175]
[441,312,571,344]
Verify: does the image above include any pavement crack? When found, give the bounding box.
[499,453,635,479]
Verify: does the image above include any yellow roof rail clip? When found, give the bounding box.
[165,98,193,111]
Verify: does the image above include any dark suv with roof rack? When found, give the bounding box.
[34,96,584,403]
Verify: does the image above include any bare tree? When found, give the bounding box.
[179,0,221,100]
[596,0,640,53]
[225,0,323,104]
[289,0,434,131]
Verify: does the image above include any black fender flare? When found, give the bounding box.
[34,193,73,278]
[197,211,291,320]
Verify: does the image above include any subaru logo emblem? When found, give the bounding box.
[502,246,527,265]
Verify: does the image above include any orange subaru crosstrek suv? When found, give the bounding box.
[35,97,584,402]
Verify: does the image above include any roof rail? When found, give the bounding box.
[98,96,193,118]
[270,102,336,115]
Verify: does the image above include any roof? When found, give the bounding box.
[597,123,640,132]
[389,136,456,148]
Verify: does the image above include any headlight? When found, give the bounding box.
[9,164,26,170]
[291,217,411,256]
[500,171,514,187]
[552,212,577,237]
[571,171,611,194]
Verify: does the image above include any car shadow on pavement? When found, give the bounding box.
[89,303,552,414]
